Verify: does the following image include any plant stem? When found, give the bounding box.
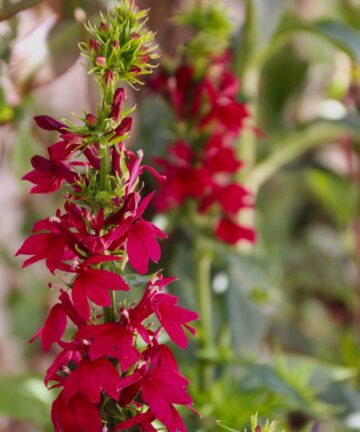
[195,237,214,391]
[100,143,114,322]
[100,146,110,192]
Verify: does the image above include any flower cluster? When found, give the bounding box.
[151,54,256,245]
[17,3,198,432]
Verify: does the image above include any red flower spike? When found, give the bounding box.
[152,53,257,246]
[18,4,199,429]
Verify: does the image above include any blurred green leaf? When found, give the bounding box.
[247,121,359,191]
[257,41,308,132]
[306,168,357,224]
[309,20,360,63]
[0,89,14,124]
[226,254,268,355]
[0,375,52,427]
[255,17,360,66]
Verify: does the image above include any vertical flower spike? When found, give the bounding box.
[17,2,197,431]
[151,3,256,245]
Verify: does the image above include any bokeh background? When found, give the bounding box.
[0,0,360,431]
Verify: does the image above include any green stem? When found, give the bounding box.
[100,142,113,322]
[195,237,214,391]
[99,146,110,192]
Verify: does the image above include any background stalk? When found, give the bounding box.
[195,237,215,391]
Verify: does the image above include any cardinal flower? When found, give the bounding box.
[76,323,139,372]
[152,293,199,349]
[51,392,102,432]
[62,357,121,403]
[72,259,129,321]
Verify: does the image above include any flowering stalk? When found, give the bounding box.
[150,3,257,389]
[16,2,198,431]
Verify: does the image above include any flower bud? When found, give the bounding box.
[95,56,107,67]
[86,114,97,126]
[104,70,114,85]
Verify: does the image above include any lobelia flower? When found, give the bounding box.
[16,2,198,431]
[151,53,256,246]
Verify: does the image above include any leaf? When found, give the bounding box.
[123,273,153,287]
[226,254,268,355]
[257,41,308,132]
[255,16,360,66]
[217,422,239,432]
[306,168,357,224]
[310,20,360,63]
[0,375,52,427]
[247,121,359,191]
[336,114,360,136]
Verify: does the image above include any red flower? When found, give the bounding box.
[34,115,66,132]
[216,217,256,244]
[62,357,121,403]
[51,392,102,432]
[76,323,139,372]
[22,155,77,194]
[140,362,192,432]
[127,219,166,274]
[16,215,75,274]
[152,293,199,349]
[111,88,126,121]
[29,304,67,352]
[72,262,129,320]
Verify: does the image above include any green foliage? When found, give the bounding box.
[306,168,358,225]
[0,375,52,429]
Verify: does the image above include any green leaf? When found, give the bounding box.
[226,254,268,355]
[309,20,360,63]
[306,168,357,224]
[0,375,52,428]
[247,121,360,191]
[255,17,360,66]
[257,41,308,132]
[123,273,153,287]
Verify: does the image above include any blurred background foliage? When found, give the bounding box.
[0,0,360,431]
